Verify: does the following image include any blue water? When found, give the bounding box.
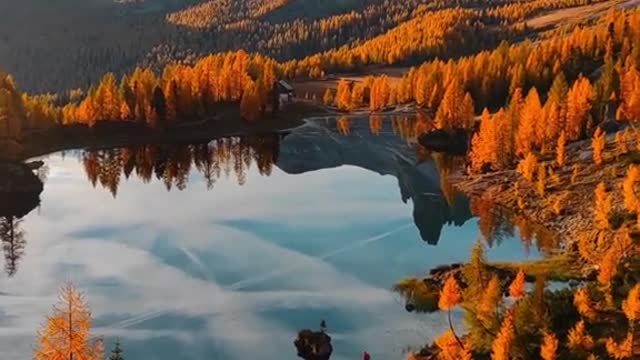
[0,119,541,360]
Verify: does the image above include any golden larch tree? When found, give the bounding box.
[594,182,612,230]
[618,66,640,123]
[605,332,633,359]
[35,283,103,360]
[435,330,473,360]
[565,76,593,141]
[556,131,567,167]
[493,109,513,169]
[439,275,463,346]
[537,164,546,197]
[240,80,261,122]
[491,310,515,360]
[517,153,538,182]
[592,127,606,165]
[567,320,594,352]
[478,274,502,325]
[622,283,640,322]
[509,270,526,299]
[573,287,597,320]
[516,87,542,157]
[335,79,352,111]
[598,245,620,307]
[350,83,366,109]
[470,108,496,172]
[615,129,630,156]
[540,331,559,360]
[622,165,639,212]
[435,78,468,131]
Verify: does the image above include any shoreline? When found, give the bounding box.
[8,102,327,161]
[7,102,422,161]
[452,136,614,250]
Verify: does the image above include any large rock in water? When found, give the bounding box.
[417,129,469,155]
[0,161,44,218]
[294,330,333,360]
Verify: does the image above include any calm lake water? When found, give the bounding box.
[0,117,541,360]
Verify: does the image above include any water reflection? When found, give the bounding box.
[81,134,282,196]
[470,193,560,255]
[278,116,473,245]
[0,162,43,276]
[0,116,550,360]
[73,117,473,245]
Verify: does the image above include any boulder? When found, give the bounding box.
[418,129,470,155]
[0,161,43,218]
[294,330,333,360]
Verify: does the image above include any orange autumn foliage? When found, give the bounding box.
[509,270,526,299]
[478,275,502,324]
[34,283,103,360]
[517,153,538,182]
[618,66,640,123]
[439,275,462,311]
[556,131,567,167]
[594,182,612,230]
[435,330,473,360]
[434,78,474,131]
[622,283,640,322]
[605,332,633,359]
[573,287,597,320]
[516,87,542,157]
[491,310,515,360]
[567,320,594,352]
[615,129,630,156]
[540,331,559,360]
[622,165,639,212]
[565,76,593,141]
[470,108,497,172]
[592,127,606,165]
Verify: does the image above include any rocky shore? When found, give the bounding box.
[452,134,628,250]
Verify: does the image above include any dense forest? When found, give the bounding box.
[4,1,640,358]
[0,0,612,93]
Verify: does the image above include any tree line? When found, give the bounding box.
[81,135,281,197]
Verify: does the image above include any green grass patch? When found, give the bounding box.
[393,277,440,313]
[491,254,583,282]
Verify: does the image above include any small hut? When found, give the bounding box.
[278,80,295,102]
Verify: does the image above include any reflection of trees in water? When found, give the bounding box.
[0,216,26,277]
[470,194,560,254]
[81,135,282,196]
[336,116,351,135]
[368,114,383,136]
[0,162,43,277]
[431,151,467,208]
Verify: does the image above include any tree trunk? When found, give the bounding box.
[448,309,464,348]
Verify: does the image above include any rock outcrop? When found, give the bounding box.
[294,330,333,360]
[0,161,43,218]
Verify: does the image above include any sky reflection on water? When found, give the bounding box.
[0,119,540,360]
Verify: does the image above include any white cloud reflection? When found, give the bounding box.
[0,154,483,360]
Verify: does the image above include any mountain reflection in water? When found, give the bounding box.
[77,116,472,246]
[0,116,550,360]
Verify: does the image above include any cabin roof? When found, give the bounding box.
[278,80,294,92]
